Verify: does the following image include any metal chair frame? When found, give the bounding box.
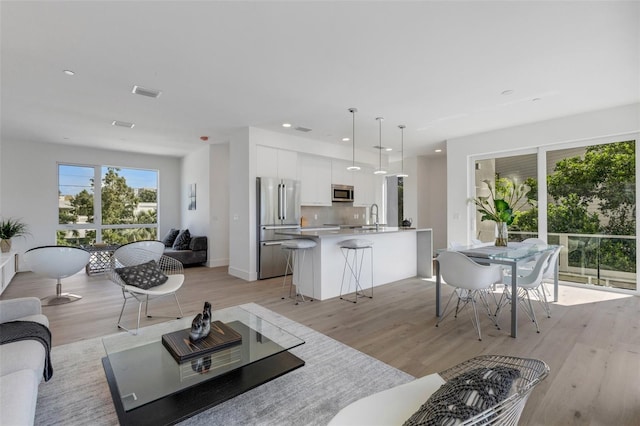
[496,251,553,333]
[107,241,184,334]
[339,244,374,303]
[437,355,550,425]
[281,243,315,304]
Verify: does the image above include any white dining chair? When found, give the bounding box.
[496,251,553,333]
[436,251,503,341]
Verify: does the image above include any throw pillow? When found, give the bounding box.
[172,229,191,250]
[115,260,169,290]
[161,228,180,247]
[403,366,520,426]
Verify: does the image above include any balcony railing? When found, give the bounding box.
[510,231,636,291]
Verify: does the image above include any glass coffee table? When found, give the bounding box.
[101,305,305,425]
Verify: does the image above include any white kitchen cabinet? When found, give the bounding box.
[0,252,17,295]
[331,159,354,186]
[298,154,332,206]
[277,149,298,179]
[256,146,298,179]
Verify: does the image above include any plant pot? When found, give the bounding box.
[0,239,11,253]
[495,222,508,247]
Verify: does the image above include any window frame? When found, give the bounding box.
[57,162,159,245]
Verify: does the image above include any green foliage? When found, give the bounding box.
[472,178,532,226]
[138,189,157,203]
[547,194,600,234]
[548,140,635,236]
[0,218,29,239]
[101,168,139,225]
[58,167,157,245]
[72,189,94,220]
[509,140,636,277]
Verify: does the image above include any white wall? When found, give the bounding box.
[181,146,210,236]
[416,155,447,250]
[228,128,253,280]
[209,143,230,267]
[446,103,640,246]
[0,139,181,269]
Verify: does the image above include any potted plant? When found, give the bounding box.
[0,218,29,253]
[471,178,532,246]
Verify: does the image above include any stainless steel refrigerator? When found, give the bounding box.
[257,177,301,279]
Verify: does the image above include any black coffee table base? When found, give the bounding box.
[102,351,305,426]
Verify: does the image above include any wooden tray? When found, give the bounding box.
[162,320,242,363]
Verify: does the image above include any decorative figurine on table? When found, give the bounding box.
[189,301,212,342]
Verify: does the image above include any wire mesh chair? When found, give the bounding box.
[107,241,184,334]
[437,355,550,425]
[327,354,549,426]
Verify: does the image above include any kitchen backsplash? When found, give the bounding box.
[301,205,368,227]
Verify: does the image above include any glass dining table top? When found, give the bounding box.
[453,241,558,262]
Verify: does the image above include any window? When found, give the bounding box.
[544,141,636,291]
[472,138,637,292]
[58,164,158,245]
[474,153,537,242]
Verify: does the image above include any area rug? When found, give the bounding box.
[34,303,414,425]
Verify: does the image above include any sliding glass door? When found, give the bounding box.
[545,140,636,291]
[472,137,637,293]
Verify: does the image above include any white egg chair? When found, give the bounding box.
[24,245,90,306]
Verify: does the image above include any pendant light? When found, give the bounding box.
[397,125,408,178]
[373,117,387,175]
[347,108,360,171]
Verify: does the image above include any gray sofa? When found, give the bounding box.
[163,235,208,266]
[0,297,49,426]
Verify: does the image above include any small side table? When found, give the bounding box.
[83,244,120,275]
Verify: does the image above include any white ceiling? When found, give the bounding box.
[1,1,638,159]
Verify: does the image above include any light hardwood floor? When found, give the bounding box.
[3,266,639,425]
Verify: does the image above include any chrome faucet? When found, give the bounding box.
[370,203,379,229]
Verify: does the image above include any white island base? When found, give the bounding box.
[279,228,418,301]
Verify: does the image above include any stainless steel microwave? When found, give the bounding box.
[332,184,354,202]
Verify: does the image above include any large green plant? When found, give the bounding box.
[0,218,29,239]
[472,178,533,225]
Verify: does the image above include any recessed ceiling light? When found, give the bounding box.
[501,89,514,95]
[385,147,393,152]
[435,149,442,153]
[63,70,75,76]
[282,123,292,128]
[342,137,350,142]
[112,120,135,128]
[131,85,162,98]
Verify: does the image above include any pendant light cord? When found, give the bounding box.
[347,108,360,171]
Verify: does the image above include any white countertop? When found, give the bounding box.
[278,226,416,238]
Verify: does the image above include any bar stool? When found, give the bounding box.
[281,239,317,305]
[339,239,374,303]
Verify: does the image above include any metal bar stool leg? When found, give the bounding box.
[339,239,374,303]
[281,239,316,305]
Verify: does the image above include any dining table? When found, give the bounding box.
[435,242,560,338]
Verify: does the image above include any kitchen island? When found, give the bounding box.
[277,227,429,301]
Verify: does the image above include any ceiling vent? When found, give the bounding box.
[132,85,162,98]
[294,126,312,133]
[112,120,135,128]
